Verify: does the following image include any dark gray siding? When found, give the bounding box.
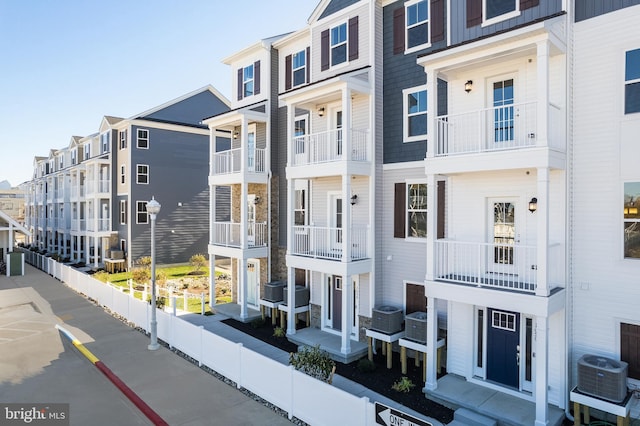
[319,0,361,20]
[129,126,209,265]
[114,195,128,253]
[142,90,229,126]
[383,1,448,164]
[214,136,231,222]
[276,105,287,247]
[575,0,640,22]
[450,0,563,45]
[109,129,118,230]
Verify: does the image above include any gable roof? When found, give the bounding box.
[132,85,230,120]
[309,0,361,23]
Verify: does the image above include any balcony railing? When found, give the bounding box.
[87,218,110,232]
[212,221,268,248]
[290,225,369,261]
[71,186,85,198]
[211,148,266,175]
[291,128,369,166]
[434,240,562,293]
[86,180,110,195]
[71,219,86,232]
[435,102,538,156]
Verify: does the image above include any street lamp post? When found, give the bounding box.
[146,197,161,351]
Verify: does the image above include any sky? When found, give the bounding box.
[0,0,318,187]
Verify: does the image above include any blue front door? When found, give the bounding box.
[486,308,520,389]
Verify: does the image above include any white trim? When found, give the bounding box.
[131,85,230,119]
[482,0,520,27]
[382,160,425,170]
[403,85,428,143]
[329,21,349,70]
[135,200,148,225]
[405,180,428,240]
[129,119,210,135]
[136,129,149,149]
[119,200,127,225]
[243,63,255,98]
[136,164,149,185]
[404,0,431,55]
[120,164,126,185]
[292,49,308,88]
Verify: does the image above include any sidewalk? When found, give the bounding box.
[0,265,295,426]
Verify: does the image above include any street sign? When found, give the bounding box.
[374,402,433,426]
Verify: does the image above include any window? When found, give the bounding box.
[136,201,148,224]
[71,149,77,165]
[120,200,127,225]
[484,0,518,23]
[120,165,126,184]
[59,155,64,169]
[84,144,91,160]
[101,132,110,154]
[625,48,640,114]
[403,86,428,142]
[294,189,306,226]
[243,64,254,98]
[321,17,358,71]
[294,116,307,154]
[406,0,429,51]
[136,164,149,184]
[119,130,127,149]
[621,323,640,380]
[292,50,307,87]
[407,183,427,238]
[624,182,640,259]
[492,310,516,331]
[331,23,348,66]
[137,129,149,149]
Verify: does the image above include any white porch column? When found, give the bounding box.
[239,258,248,319]
[94,236,99,268]
[240,182,248,249]
[536,40,550,147]
[342,87,352,161]
[341,275,353,354]
[536,167,550,296]
[426,173,437,281]
[209,255,215,308]
[425,68,438,159]
[286,267,296,335]
[535,315,550,426]
[9,224,13,253]
[342,174,352,262]
[424,295,438,391]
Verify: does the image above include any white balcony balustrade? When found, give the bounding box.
[291,225,369,261]
[86,218,110,232]
[291,128,369,166]
[211,148,266,175]
[71,219,86,232]
[435,101,542,156]
[212,221,267,248]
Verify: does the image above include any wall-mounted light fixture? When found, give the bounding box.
[528,197,538,213]
[177,202,183,207]
[317,107,325,117]
[625,207,639,216]
[233,131,239,139]
[253,196,261,205]
[465,80,473,93]
[350,194,358,206]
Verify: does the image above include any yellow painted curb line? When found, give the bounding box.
[55,324,99,364]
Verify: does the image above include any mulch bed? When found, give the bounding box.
[221,318,454,424]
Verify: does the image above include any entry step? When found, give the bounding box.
[451,408,497,426]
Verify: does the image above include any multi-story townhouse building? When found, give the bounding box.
[380,0,569,424]
[571,0,640,413]
[25,86,229,269]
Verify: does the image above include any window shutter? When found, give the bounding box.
[466,0,482,28]
[254,61,261,95]
[431,0,445,43]
[394,183,406,238]
[437,181,445,239]
[237,68,243,101]
[520,0,539,10]
[321,29,330,71]
[285,54,292,90]
[306,47,311,83]
[348,16,359,61]
[393,7,405,55]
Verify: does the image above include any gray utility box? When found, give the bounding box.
[371,305,403,334]
[263,281,285,302]
[283,285,310,307]
[405,311,428,343]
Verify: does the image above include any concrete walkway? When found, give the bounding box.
[0,266,295,426]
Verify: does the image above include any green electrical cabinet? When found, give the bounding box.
[7,252,24,276]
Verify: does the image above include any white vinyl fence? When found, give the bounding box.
[23,252,377,425]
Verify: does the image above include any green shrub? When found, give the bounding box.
[356,358,377,373]
[189,254,207,274]
[137,256,152,268]
[132,267,151,285]
[273,326,285,338]
[289,345,336,383]
[251,317,266,329]
[391,376,415,393]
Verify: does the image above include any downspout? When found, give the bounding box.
[564,0,574,421]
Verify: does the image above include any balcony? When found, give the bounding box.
[211,221,267,248]
[71,219,86,232]
[291,129,369,167]
[86,180,110,196]
[71,186,85,199]
[86,218,110,232]
[290,225,369,261]
[211,148,266,175]
[433,240,563,294]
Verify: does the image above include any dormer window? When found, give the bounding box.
[237,61,261,101]
[101,132,110,154]
[84,144,91,160]
[59,156,64,169]
[71,149,77,165]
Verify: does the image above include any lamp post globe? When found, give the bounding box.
[147,197,161,351]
